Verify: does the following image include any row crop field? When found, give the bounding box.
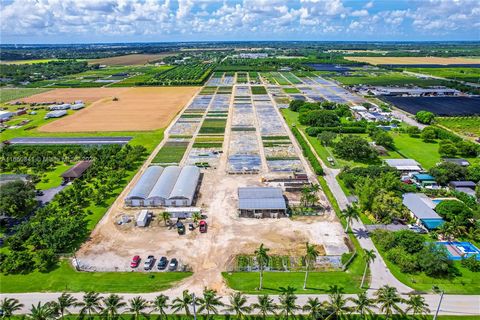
[141,64,213,86]
[152,141,189,164]
[199,118,227,134]
[383,96,480,116]
[332,70,445,87]
[404,67,480,83]
[0,88,52,103]
[436,116,480,138]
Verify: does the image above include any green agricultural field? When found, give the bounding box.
[271,72,291,85]
[282,72,303,84]
[332,70,445,87]
[152,142,189,164]
[251,86,267,94]
[1,59,59,65]
[283,87,301,94]
[436,117,480,139]
[0,88,52,103]
[405,67,480,83]
[199,118,227,134]
[199,86,218,95]
[0,260,191,293]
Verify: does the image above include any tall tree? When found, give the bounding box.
[0,298,24,320]
[254,243,270,290]
[49,293,79,320]
[197,288,223,319]
[0,180,37,218]
[360,249,377,289]
[375,285,404,319]
[102,294,126,320]
[225,292,251,320]
[251,294,276,320]
[302,297,325,320]
[349,292,374,319]
[152,294,169,320]
[405,294,430,317]
[127,296,149,320]
[341,204,360,233]
[303,242,319,290]
[278,289,299,320]
[325,290,349,320]
[79,292,103,319]
[172,290,193,316]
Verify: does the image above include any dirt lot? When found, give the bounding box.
[38,87,199,132]
[345,56,480,65]
[88,54,176,66]
[77,154,348,295]
[12,87,130,104]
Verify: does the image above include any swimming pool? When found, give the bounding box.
[432,199,443,205]
[437,241,480,260]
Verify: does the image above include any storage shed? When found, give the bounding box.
[385,159,422,172]
[61,160,93,182]
[238,187,287,218]
[136,210,151,227]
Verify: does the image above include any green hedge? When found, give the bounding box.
[291,126,324,175]
[306,126,366,136]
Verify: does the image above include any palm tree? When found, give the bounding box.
[405,294,430,318]
[172,290,194,316]
[128,296,149,320]
[325,290,349,320]
[375,285,404,319]
[102,294,126,320]
[303,242,319,289]
[152,294,169,320]
[360,249,376,289]
[349,292,374,319]
[28,302,54,320]
[0,298,24,319]
[192,212,202,225]
[52,293,80,320]
[278,289,299,320]
[302,297,324,320]
[251,294,276,320]
[197,288,224,319]
[341,204,359,233]
[254,243,270,290]
[225,292,251,320]
[79,292,103,319]
[161,211,171,226]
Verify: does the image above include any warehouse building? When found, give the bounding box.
[238,187,287,218]
[125,165,200,207]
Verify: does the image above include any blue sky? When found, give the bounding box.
[1,0,479,44]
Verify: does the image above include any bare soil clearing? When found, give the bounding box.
[345,56,480,65]
[88,54,176,66]
[39,87,199,132]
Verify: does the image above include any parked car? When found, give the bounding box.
[144,255,155,270]
[177,221,185,235]
[130,255,140,268]
[168,258,178,271]
[188,223,195,231]
[199,220,207,233]
[35,190,44,196]
[157,256,168,270]
[408,224,427,234]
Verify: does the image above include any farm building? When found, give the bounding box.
[402,193,444,230]
[238,187,287,218]
[449,181,477,197]
[48,103,71,110]
[370,87,459,96]
[45,110,67,119]
[125,165,200,207]
[61,160,93,182]
[71,103,85,110]
[385,159,422,172]
[443,158,470,167]
[0,110,14,121]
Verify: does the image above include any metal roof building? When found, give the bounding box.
[125,165,200,207]
[402,193,444,230]
[238,187,287,218]
[385,159,422,172]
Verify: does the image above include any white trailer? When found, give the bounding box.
[136,210,151,227]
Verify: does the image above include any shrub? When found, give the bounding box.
[461,255,480,272]
[333,135,377,161]
[435,200,473,222]
[415,110,435,124]
[299,110,340,127]
[291,126,324,175]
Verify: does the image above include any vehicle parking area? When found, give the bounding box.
[76,79,348,293]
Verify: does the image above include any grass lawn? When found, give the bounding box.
[0,260,191,293]
[391,133,441,169]
[0,88,52,103]
[36,163,71,190]
[436,117,480,140]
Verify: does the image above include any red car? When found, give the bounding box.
[199,220,207,233]
[130,255,140,268]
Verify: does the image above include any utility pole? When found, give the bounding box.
[433,287,444,320]
[192,293,197,320]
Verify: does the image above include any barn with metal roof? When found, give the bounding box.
[238,187,287,218]
[125,165,200,207]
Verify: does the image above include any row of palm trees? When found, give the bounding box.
[1,286,430,320]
